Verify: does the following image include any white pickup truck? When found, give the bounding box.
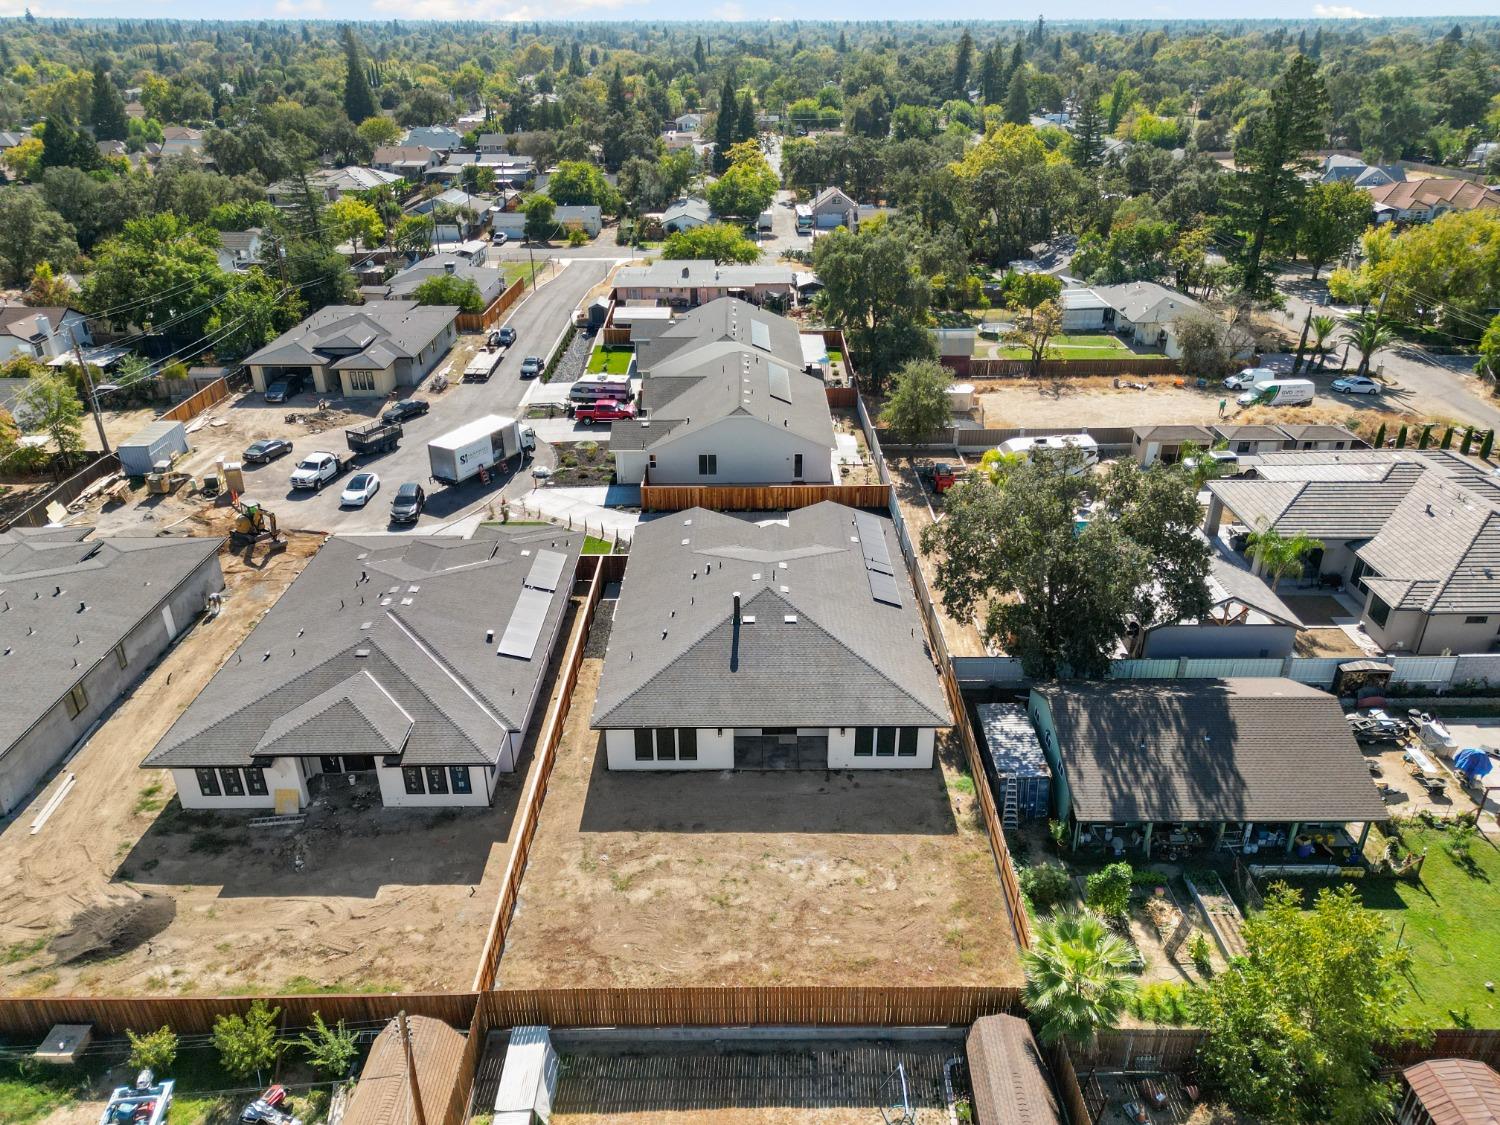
[288,451,351,490]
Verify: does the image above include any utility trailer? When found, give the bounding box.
[345,418,402,456]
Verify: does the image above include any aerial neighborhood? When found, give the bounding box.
[3,13,1500,1125]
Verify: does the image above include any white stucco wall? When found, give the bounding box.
[827,726,935,769]
[170,756,307,811]
[375,762,494,807]
[647,415,833,485]
[604,727,734,770]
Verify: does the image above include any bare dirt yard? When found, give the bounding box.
[496,655,1021,990]
[977,375,1398,437]
[0,518,574,997]
[888,460,988,657]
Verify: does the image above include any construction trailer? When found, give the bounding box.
[117,420,189,477]
[976,703,1052,828]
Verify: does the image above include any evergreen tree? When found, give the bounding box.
[1030,16,1046,46]
[713,75,736,174]
[837,28,847,52]
[341,26,376,124]
[953,29,974,99]
[735,90,756,145]
[1003,67,1031,125]
[1007,41,1024,83]
[693,35,706,71]
[89,61,128,142]
[568,42,584,77]
[607,66,628,115]
[979,45,1001,105]
[1070,81,1106,170]
[40,116,101,172]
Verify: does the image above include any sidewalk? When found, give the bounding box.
[514,485,643,542]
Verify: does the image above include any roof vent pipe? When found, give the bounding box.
[733,591,741,625]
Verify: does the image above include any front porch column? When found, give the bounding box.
[1071,818,1082,852]
[1204,494,1225,537]
[1142,822,1154,858]
[1285,822,1300,855]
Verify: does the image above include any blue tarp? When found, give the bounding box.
[1454,747,1494,780]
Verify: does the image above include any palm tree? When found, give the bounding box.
[1309,314,1338,370]
[1022,910,1137,1049]
[1245,525,1321,589]
[1341,312,1395,377]
[1176,440,1232,492]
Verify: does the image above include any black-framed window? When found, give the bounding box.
[425,766,448,794]
[679,728,698,761]
[320,755,343,774]
[195,767,220,797]
[698,453,717,476]
[876,728,897,756]
[655,728,677,760]
[115,643,128,669]
[898,728,919,757]
[402,766,424,795]
[634,729,653,761]
[854,728,874,756]
[219,768,245,797]
[1369,595,1392,628]
[65,683,88,719]
[450,766,472,794]
[1465,615,1489,625]
[244,767,267,796]
[793,453,803,478]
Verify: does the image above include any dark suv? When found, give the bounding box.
[389,482,426,525]
[264,372,307,402]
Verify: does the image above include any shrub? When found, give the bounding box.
[1086,862,1132,918]
[212,999,281,1079]
[1018,862,1072,912]
[1128,981,1194,1025]
[296,1012,358,1078]
[1189,931,1214,975]
[126,1026,178,1073]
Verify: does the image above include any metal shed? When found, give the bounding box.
[493,1025,559,1125]
[977,703,1052,827]
[118,420,189,477]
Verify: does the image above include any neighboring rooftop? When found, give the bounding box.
[965,1015,1064,1125]
[343,1016,467,1125]
[0,304,80,344]
[635,296,806,374]
[1035,678,1388,824]
[1368,177,1500,214]
[0,527,222,753]
[383,255,506,305]
[1402,1058,1500,1125]
[614,258,798,292]
[1091,280,1208,323]
[144,527,581,770]
[592,503,949,730]
[244,301,458,371]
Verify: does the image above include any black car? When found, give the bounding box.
[264,372,307,402]
[242,438,293,464]
[496,326,516,347]
[519,355,542,379]
[383,398,430,425]
[389,482,425,524]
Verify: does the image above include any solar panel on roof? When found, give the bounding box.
[524,549,567,593]
[497,587,552,660]
[750,320,771,351]
[853,511,893,569]
[768,363,792,403]
[868,569,903,607]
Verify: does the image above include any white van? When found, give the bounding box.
[997,433,1099,474]
[1236,378,1315,408]
[568,374,634,403]
[1223,366,1277,391]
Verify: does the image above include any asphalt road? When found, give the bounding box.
[248,257,614,535]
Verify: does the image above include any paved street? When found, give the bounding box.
[238,257,615,535]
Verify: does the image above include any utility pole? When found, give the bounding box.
[69,325,110,455]
[398,1010,427,1125]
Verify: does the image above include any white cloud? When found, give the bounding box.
[371,0,637,16]
[1313,3,1375,16]
[713,1,745,17]
[274,0,325,12]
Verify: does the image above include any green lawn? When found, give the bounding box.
[995,333,1138,360]
[1277,826,1500,1028]
[827,348,845,367]
[501,261,541,289]
[582,535,614,554]
[586,346,634,375]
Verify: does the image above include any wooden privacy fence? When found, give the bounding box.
[456,277,526,332]
[1052,1043,1093,1125]
[471,553,616,991]
[640,483,891,512]
[158,377,231,423]
[1,453,119,531]
[482,986,1023,1029]
[825,385,858,408]
[0,991,478,1039]
[967,357,1181,380]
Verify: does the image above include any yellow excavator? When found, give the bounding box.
[230,499,284,555]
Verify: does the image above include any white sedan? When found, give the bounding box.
[1331,375,1382,395]
[340,472,380,507]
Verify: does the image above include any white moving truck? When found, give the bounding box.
[427,414,536,486]
[1236,378,1315,408]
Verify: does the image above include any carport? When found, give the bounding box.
[733,731,829,770]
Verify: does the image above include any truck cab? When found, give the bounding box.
[289,451,347,490]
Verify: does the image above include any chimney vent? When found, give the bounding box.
[733,591,741,624]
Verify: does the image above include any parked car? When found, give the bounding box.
[1223,366,1277,391]
[1332,374,1381,395]
[264,373,307,402]
[496,326,516,347]
[340,472,380,507]
[487,329,503,349]
[243,438,293,464]
[573,399,636,424]
[389,481,426,524]
[383,398,430,424]
[519,355,543,379]
[288,451,349,490]
[491,231,508,245]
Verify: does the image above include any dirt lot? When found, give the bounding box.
[0,518,568,997]
[496,654,1021,990]
[889,460,988,657]
[977,376,1396,436]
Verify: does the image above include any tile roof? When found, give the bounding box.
[592,503,949,730]
[1403,1059,1500,1125]
[1357,477,1500,613]
[144,528,581,769]
[0,528,222,753]
[1210,460,1430,538]
[1368,177,1500,213]
[965,1015,1063,1125]
[244,302,458,370]
[1036,678,1388,824]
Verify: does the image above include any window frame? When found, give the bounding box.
[854,728,874,757]
[449,766,472,795]
[876,728,897,757]
[424,765,449,794]
[195,767,221,798]
[898,727,919,757]
[1368,595,1392,629]
[634,729,653,761]
[402,766,424,795]
[698,453,717,476]
[678,728,698,761]
[654,728,677,761]
[244,767,268,796]
[65,683,88,720]
[793,453,803,478]
[219,768,245,797]
[114,643,128,670]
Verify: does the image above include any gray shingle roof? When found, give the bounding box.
[614,259,797,292]
[384,257,505,306]
[592,503,948,730]
[1212,424,1288,442]
[0,528,222,753]
[1091,281,1207,324]
[635,297,807,373]
[1135,425,1214,443]
[1036,678,1388,824]
[1278,423,1360,443]
[144,528,581,770]
[244,302,457,370]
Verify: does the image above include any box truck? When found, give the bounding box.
[427,414,536,485]
[1236,378,1314,408]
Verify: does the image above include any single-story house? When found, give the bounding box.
[406,188,495,241]
[244,301,459,399]
[343,1015,468,1125]
[1212,423,1290,458]
[1205,449,1500,656]
[1367,178,1500,223]
[1277,423,1361,451]
[966,1015,1063,1125]
[1059,287,1112,333]
[1321,154,1403,188]
[475,132,507,154]
[1399,1058,1500,1125]
[675,112,705,132]
[1089,281,1212,359]
[809,185,859,229]
[490,204,602,240]
[142,528,582,811]
[1029,678,1389,858]
[401,125,464,154]
[267,166,403,206]
[379,255,506,308]
[661,197,712,232]
[593,503,949,771]
[612,260,798,309]
[214,228,263,274]
[372,146,441,178]
[0,527,224,816]
[1139,548,1303,660]
[151,126,204,161]
[1133,424,1214,466]
[0,304,92,361]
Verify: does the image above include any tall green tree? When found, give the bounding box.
[89,61,128,142]
[952,29,974,99]
[1003,67,1031,125]
[1341,311,1395,376]
[1070,81,1106,171]
[205,268,304,362]
[341,26,377,124]
[1100,460,1212,634]
[713,75,737,174]
[16,372,85,460]
[411,274,483,313]
[880,358,951,448]
[1022,911,1136,1049]
[705,140,778,219]
[0,189,78,286]
[521,194,557,243]
[1192,885,1410,1124]
[1227,54,1329,294]
[1297,180,1370,281]
[661,223,760,265]
[40,116,102,172]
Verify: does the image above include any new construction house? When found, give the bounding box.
[0,527,224,816]
[142,527,581,810]
[592,503,949,770]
